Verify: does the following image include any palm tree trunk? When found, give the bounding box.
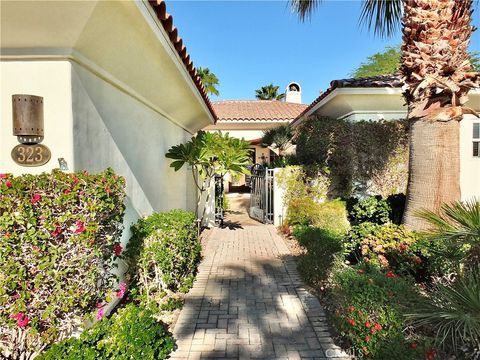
[400,0,478,229]
[403,117,460,229]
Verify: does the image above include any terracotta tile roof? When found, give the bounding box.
[291,74,403,126]
[147,0,217,121]
[212,100,308,121]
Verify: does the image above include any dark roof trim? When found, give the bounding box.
[290,74,402,126]
[147,0,217,121]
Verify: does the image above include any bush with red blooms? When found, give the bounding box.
[331,267,435,359]
[0,169,126,358]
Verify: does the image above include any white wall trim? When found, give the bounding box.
[136,0,216,126]
[1,52,199,134]
[338,110,408,120]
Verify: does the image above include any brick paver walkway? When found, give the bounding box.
[171,226,349,360]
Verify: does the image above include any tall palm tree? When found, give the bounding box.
[255,84,285,100]
[291,0,480,230]
[197,67,220,96]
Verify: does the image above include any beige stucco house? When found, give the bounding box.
[1,1,216,240]
[205,83,307,191]
[291,75,480,202]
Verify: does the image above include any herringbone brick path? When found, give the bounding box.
[170,226,349,360]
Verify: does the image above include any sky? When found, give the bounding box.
[167,0,480,104]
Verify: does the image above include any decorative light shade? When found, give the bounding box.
[12,94,44,144]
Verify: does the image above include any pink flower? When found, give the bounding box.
[63,188,71,194]
[74,221,86,234]
[114,243,123,257]
[365,321,372,328]
[71,176,79,185]
[0,174,6,179]
[31,194,42,203]
[105,186,111,194]
[347,319,356,326]
[10,313,29,328]
[96,307,104,320]
[5,180,12,188]
[116,282,127,299]
[365,335,371,342]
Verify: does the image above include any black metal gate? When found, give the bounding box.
[214,174,224,226]
[249,164,274,224]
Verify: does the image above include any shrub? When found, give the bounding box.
[293,226,343,285]
[331,267,430,359]
[349,196,391,225]
[286,197,320,226]
[38,303,174,360]
[342,222,381,262]
[417,199,480,273]
[125,210,201,306]
[407,266,480,355]
[0,169,126,357]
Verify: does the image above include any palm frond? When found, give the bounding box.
[290,0,321,21]
[407,266,480,350]
[359,0,403,38]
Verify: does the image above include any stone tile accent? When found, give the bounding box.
[170,226,350,360]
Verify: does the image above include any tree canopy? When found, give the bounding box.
[255,84,285,101]
[352,46,480,78]
[197,67,220,96]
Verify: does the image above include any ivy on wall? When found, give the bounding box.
[295,116,408,198]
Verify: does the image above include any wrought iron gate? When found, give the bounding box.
[249,164,274,224]
[214,174,224,226]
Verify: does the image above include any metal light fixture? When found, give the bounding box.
[12,94,44,144]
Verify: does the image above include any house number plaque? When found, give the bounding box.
[11,144,51,167]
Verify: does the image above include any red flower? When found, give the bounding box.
[426,349,436,359]
[386,271,396,278]
[52,224,62,237]
[0,174,6,179]
[374,323,382,331]
[399,243,409,253]
[74,221,86,234]
[71,176,79,185]
[371,328,377,334]
[365,321,371,328]
[365,335,371,343]
[63,188,71,194]
[347,319,356,326]
[5,180,12,188]
[410,342,418,349]
[105,186,111,194]
[31,194,42,203]
[362,347,369,356]
[114,243,123,256]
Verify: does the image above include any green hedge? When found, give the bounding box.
[295,116,408,197]
[37,303,174,360]
[125,209,200,305]
[0,169,126,355]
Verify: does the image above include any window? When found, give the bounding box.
[474,123,480,157]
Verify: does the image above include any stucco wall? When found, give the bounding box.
[460,114,480,202]
[1,61,74,174]
[71,62,196,221]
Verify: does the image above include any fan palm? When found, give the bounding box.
[261,125,294,156]
[197,67,220,96]
[291,0,480,230]
[255,84,285,101]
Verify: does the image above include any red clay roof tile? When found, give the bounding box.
[212,100,308,121]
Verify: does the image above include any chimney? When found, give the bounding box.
[284,82,302,104]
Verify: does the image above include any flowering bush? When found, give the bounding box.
[124,210,200,306]
[0,169,126,357]
[37,303,174,360]
[331,267,432,359]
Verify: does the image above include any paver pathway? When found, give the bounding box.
[171,225,349,360]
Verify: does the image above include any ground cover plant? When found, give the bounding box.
[0,169,126,358]
[37,303,174,360]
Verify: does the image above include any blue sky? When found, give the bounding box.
[168,0,480,104]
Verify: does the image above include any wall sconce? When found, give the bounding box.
[11,94,51,167]
[12,94,44,144]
